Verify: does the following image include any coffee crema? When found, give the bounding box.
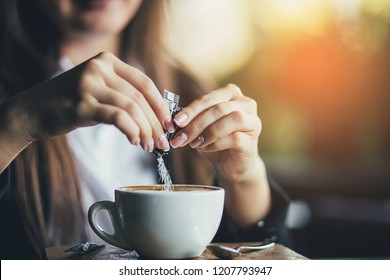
[123,186,215,192]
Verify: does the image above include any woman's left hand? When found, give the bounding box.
[170,84,262,184]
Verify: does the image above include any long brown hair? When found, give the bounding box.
[0,0,214,257]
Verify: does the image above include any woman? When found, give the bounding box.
[0,0,289,259]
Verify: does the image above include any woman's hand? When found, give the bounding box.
[170,83,261,182]
[0,51,175,172]
[169,84,270,227]
[13,52,174,152]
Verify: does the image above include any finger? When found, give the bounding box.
[170,100,246,148]
[97,75,169,151]
[196,111,260,149]
[89,103,141,146]
[104,53,174,131]
[197,132,251,153]
[107,74,167,133]
[173,83,243,128]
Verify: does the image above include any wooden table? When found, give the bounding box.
[45,242,307,260]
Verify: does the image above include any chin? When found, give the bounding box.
[70,13,130,36]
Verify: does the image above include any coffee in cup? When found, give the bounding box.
[88,184,224,259]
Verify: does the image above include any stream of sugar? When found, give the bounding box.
[156,155,173,191]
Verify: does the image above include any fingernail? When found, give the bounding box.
[170,132,188,148]
[190,135,205,149]
[146,138,154,153]
[164,115,175,133]
[174,113,188,126]
[158,133,170,152]
[134,138,141,146]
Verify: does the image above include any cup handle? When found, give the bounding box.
[88,200,132,250]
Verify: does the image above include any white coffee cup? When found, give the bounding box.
[88,185,224,259]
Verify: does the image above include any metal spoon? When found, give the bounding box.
[207,237,276,259]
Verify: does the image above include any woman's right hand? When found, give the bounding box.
[11,51,174,152]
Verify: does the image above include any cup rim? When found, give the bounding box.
[116,184,223,193]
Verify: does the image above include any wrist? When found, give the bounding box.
[218,155,266,188]
[219,156,271,227]
[0,96,34,172]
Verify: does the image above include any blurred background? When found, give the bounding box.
[166,0,390,259]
